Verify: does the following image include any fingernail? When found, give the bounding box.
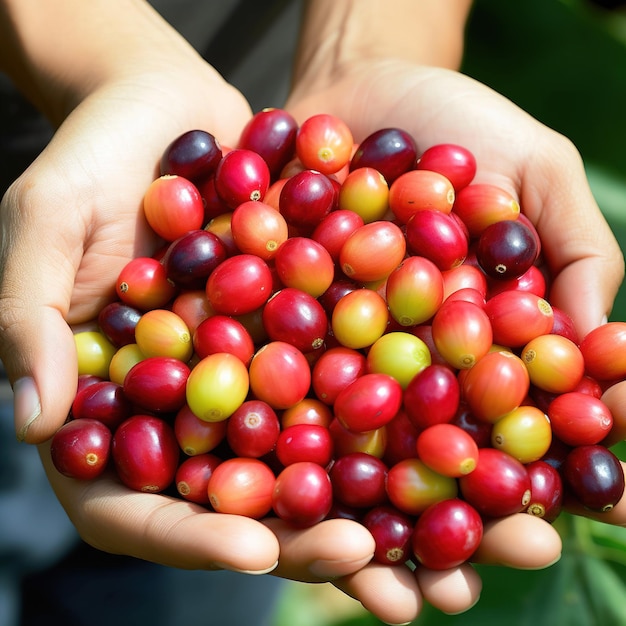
[214,560,278,576]
[14,377,41,442]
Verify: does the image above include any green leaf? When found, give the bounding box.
[412,548,626,626]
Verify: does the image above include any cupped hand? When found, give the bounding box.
[0,45,419,623]
[0,56,386,613]
[0,60,251,443]
[286,59,625,339]
[286,58,624,616]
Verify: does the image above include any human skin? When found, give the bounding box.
[0,1,624,624]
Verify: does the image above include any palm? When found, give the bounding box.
[286,60,622,336]
[53,74,253,326]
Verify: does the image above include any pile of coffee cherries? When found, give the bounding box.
[51,108,626,571]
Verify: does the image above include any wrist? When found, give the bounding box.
[290,0,472,95]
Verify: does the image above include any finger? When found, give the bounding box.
[601,381,626,447]
[0,183,83,441]
[519,137,624,337]
[39,443,279,573]
[472,513,562,569]
[415,562,482,615]
[262,517,375,581]
[333,562,423,625]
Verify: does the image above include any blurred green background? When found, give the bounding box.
[273,1,626,624]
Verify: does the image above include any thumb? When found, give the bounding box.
[6,309,78,444]
[0,186,82,444]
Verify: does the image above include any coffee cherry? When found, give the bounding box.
[134,309,193,362]
[116,257,177,311]
[51,418,112,480]
[525,460,563,522]
[160,129,222,181]
[97,302,142,348]
[452,183,520,237]
[339,220,406,283]
[311,346,367,406]
[405,209,468,271]
[491,405,552,464]
[333,373,403,433]
[476,218,539,280]
[412,498,483,570]
[431,300,492,369]
[331,289,389,350]
[206,254,273,316]
[403,364,461,430]
[385,256,445,327]
[71,380,132,430]
[192,315,255,365]
[386,458,458,516]
[459,448,531,517]
[248,341,311,410]
[275,423,334,467]
[366,331,431,389]
[329,452,389,508]
[272,461,333,527]
[230,200,288,260]
[338,167,390,223]
[295,113,353,175]
[350,127,417,184]
[262,288,328,353]
[547,392,613,446]
[175,453,221,505]
[173,404,227,456]
[521,334,585,394]
[416,143,476,191]
[563,444,625,512]
[416,423,479,477]
[485,290,554,348]
[579,321,626,381]
[143,175,205,242]
[311,209,364,262]
[186,353,249,422]
[274,236,335,298]
[389,170,455,224]
[207,457,275,518]
[226,400,280,459]
[112,415,180,493]
[162,229,227,289]
[362,505,414,566]
[123,356,190,414]
[214,148,270,208]
[237,108,298,179]
[279,169,337,230]
[461,350,530,423]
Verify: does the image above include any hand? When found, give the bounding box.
[0,59,251,442]
[0,55,389,617]
[286,59,624,339]
[285,59,625,618]
[0,42,427,625]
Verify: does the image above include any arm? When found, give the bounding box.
[292,0,472,81]
[0,0,234,128]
